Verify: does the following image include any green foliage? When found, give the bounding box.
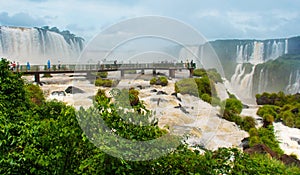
[248,126,284,155]
[223,98,243,116]
[0,58,29,119]
[175,76,215,103]
[25,84,45,106]
[256,91,300,107]
[150,76,168,86]
[201,93,212,103]
[150,77,157,85]
[257,105,280,121]
[241,116,256,132]
[95,78,115,87]
[256,92,300,128]
[193,68,223,83]
[193,68,207,77]
[97,71,108,78]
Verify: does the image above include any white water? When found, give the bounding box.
[0,26,83,64]
[285,39,289,54]
[229,40,288,101]
[286,70,300,94]
[274,122,300,158]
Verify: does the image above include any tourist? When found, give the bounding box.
[9,61,13,70]
[47,60,51,70]
[16,62,20,72]
[27,62,30,71]
[12,61,16,71]
[58,60,61,70]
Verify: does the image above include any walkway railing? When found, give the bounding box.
[16,63,190,72]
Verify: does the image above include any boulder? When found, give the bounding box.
[51,91,66,96]
[157,91,168,95]
[150,89,157,93]
[280,154,300,167]
[65,86,85,94]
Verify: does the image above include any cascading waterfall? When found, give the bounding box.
[249,41,264,64]
[285,39,288,54]
[258,68,268,94]
[0,26,84,64]
[286,70,300,94]
[230,39,289,100]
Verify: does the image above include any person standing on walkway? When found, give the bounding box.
[16,62,20,72]
[27,62,30,71]
[47,60,51,70]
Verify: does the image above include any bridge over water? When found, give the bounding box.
[16,63,195,83]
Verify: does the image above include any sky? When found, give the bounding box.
[0,0,300,42]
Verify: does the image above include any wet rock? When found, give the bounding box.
[157,91,168,95]
[157,72,166,76]
[280,154,300,167]
[243,104,249,109]
[136,85,143,89]
[51,91,66,96]
[240,137,250,150]
[65,86,85,94]
[291,108,299,114]
[291,137,300,145]
[150,89,157,93]
[174,104,189,114]
[150,98,168,103]
[245,144,300,167]
[244,144,278,158]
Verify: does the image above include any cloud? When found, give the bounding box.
[0,12,46,27]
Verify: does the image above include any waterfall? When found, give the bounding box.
[240,66,256,98]
[0,26,84,64]
[286,70,300,94]
[230,64,256,99]
[236,45,244,63]
[258,68,264,94]
[285,39,288,54]
[250,41,264,64]
[269,40,285,61]
[258,68,269,94]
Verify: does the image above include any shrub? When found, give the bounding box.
[150,77,157,85]
[262,114,274,127]
[193,68,207,77]
[257,105,280,121]
[95,78,114,87]
[241,116,256,132]
[158,76,168,86]
[25,84,45,105]
[97,71,108,78]
[201,93,212,103]
[207,68,223,83]
[150,76,168,86]
[224,98,243,115]
[175,78,198,96]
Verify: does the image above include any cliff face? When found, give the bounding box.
[178,37,300,100]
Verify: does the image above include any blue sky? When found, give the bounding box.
[0,0,299,41]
